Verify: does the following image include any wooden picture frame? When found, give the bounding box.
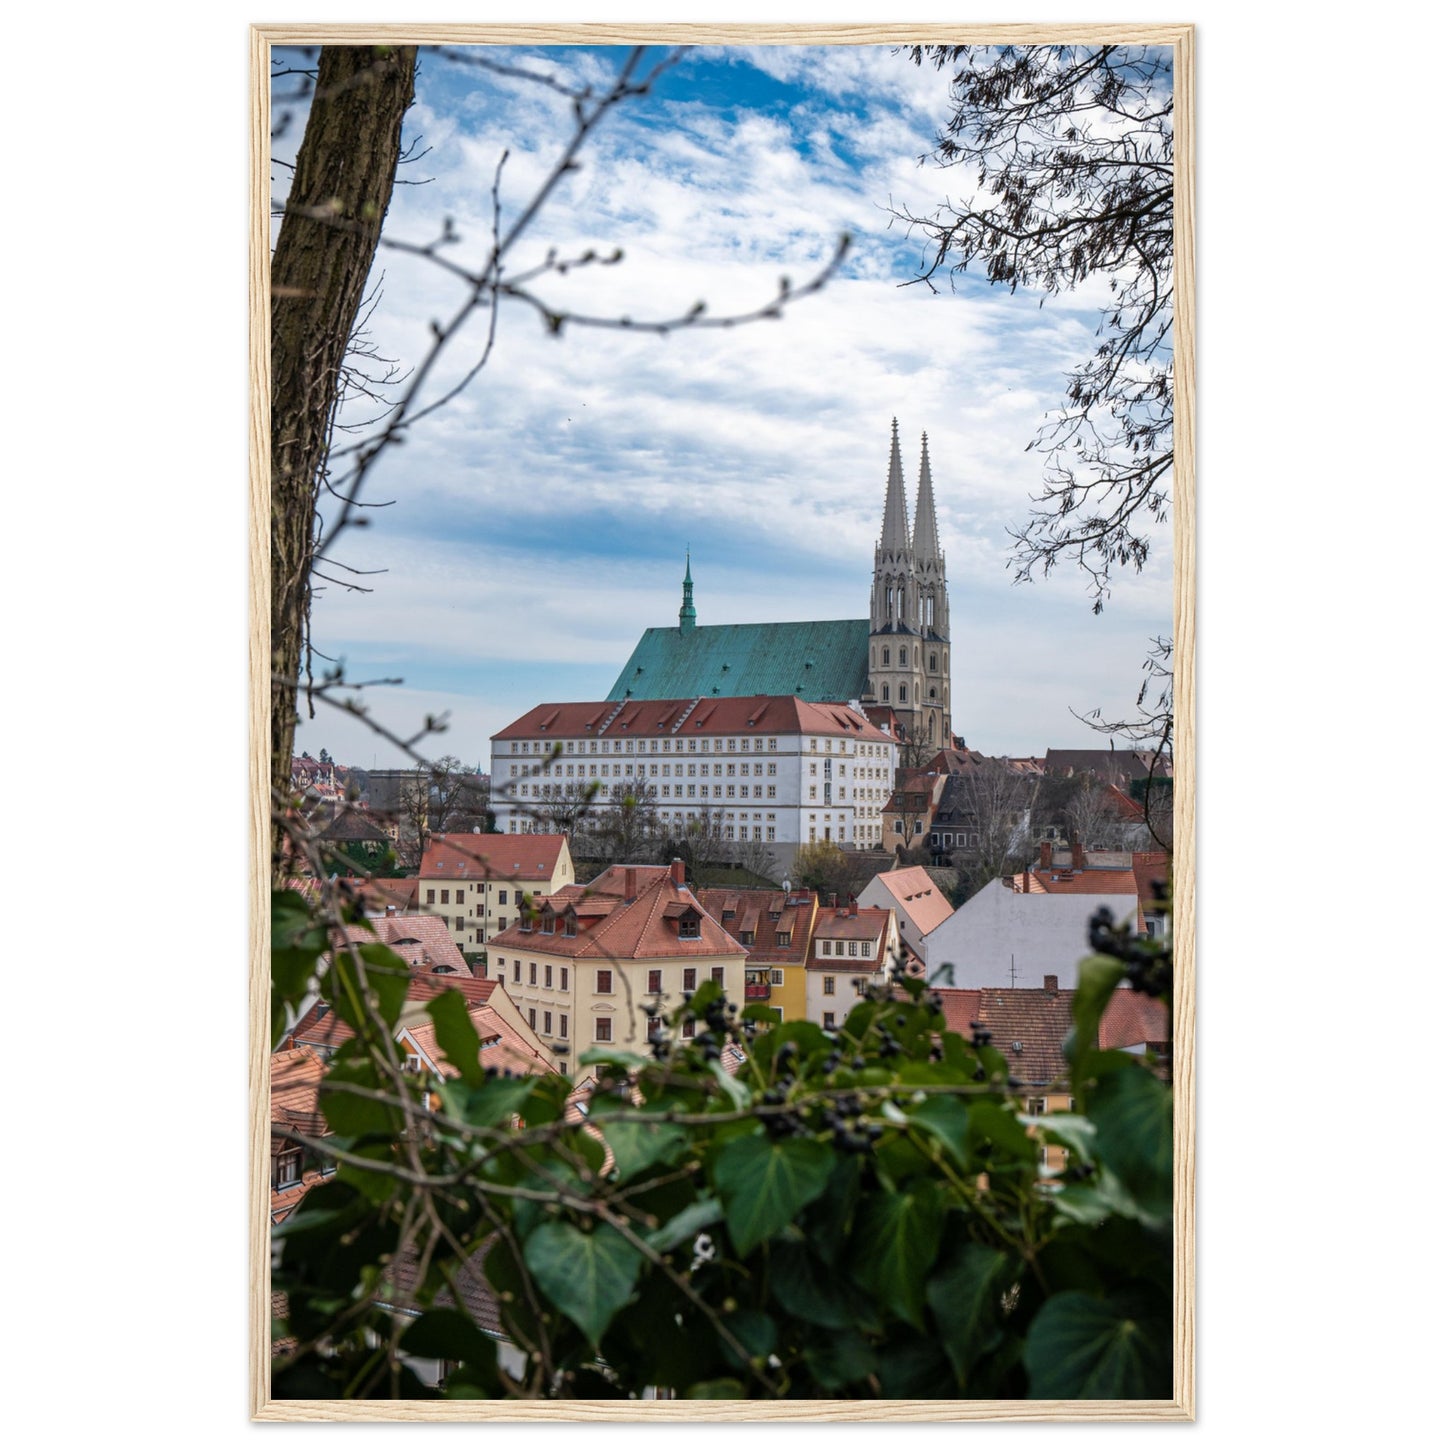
[251,21,1194,1422]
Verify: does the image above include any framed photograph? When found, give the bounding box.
[253,22,1193,1421]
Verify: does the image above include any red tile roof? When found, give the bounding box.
[696,887,818,964]
[1014,866,1140,896]
[1099,990,1170,1051]
[868,866,955,934]
[489,865,744,962]
[335,914,469,974]
[403,1002,560,1080]
[493,695,894,744]
[420,833,569,882]
[271,1046,328,1145]
[807,905,893,968]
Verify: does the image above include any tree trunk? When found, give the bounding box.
[269,45,416,879]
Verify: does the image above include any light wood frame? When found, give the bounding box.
[250,21,1195,1422]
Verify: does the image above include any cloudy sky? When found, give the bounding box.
[276,43,1173,771]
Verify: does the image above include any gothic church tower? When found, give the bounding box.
[867,420,952,749]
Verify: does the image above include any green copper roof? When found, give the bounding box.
[608,619,871,704]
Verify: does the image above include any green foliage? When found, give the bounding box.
[271,888,1174,1401]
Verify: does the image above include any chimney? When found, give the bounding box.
[830,893,839,910]
[849,895,858,917]
[1039,840,1052,870]
[670,857,686,888]
[1044,974,1058,995]
[624,866,637,902]
[385,903,397,916]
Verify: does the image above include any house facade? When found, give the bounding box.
[486,860,746,1072]
[804,901,900,1030]
[417,833,575,957]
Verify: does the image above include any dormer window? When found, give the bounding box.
[678,913,701,940]
[272,1151,303,1190]
[564,911,578,938]
[541,908,555,935]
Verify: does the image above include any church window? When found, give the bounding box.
[929,653,937,672]
[929,687,937,700]
[899,685,907,703]
[881,685,890,702]
[882,646,890,666]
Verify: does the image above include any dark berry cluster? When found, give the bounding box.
[1087,906,1173,999]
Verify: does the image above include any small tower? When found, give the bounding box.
[678,550,696,632]
[911,432,951,746]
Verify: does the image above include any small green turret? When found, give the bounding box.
[679,549,697,632]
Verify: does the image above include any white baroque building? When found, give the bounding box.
[490,694,898,867]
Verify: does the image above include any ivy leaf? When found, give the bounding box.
[1066,953,1126,1093]
[578,1046,651,1072]
[1088,1065,1173,1217]
[598,1112,687,1183]
[645,1197,723,1255]
[522,1221,643,1349]
[1024,1291,1171,1399]
[804,1330,878,1391]
[425,990,485,1088]
[398,1308,496,1375]
[686,1378,747,1399]
[908,1094,971,1168]
[927,1242,1011,1381]
[437,1075,538,1131]
[854,1179,945,1329]
[712,1133,833,1255]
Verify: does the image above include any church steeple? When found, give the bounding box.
[912,431,941,565]
[678,549,696,632]
[879,417,912,554]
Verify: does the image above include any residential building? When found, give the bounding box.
[882,770,948,852]
[270,1045,334,1224]
[919,851,1170,990]
[696,885,821,1022]
[417,833,575,957]
[804,900,900,1029]
[486,860,746,1075]
[490,695,898,865]
[857,864,955,966]
[933,980,1169,1171]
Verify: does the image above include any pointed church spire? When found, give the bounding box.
[678,548,696,632]
[912,431,941,564]
[879,418,911,554]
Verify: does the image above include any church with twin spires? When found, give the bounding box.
[607,420,954,748]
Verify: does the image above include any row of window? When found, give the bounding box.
[507,959,572,990]
[875,643,943,670]
[508,735,889,759]
[817,939,872,957]
[425,887,514,905]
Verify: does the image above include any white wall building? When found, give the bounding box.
[919,878,1140,991]
[490,695,898,868]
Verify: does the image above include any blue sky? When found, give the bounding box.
[276,43,1174,770]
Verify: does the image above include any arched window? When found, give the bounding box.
[926,594,934,627]
[881,684,890,702]
[929,687,937,700]
[882,646,890,666]
[898,684,907,703]
[929,653,937,672]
